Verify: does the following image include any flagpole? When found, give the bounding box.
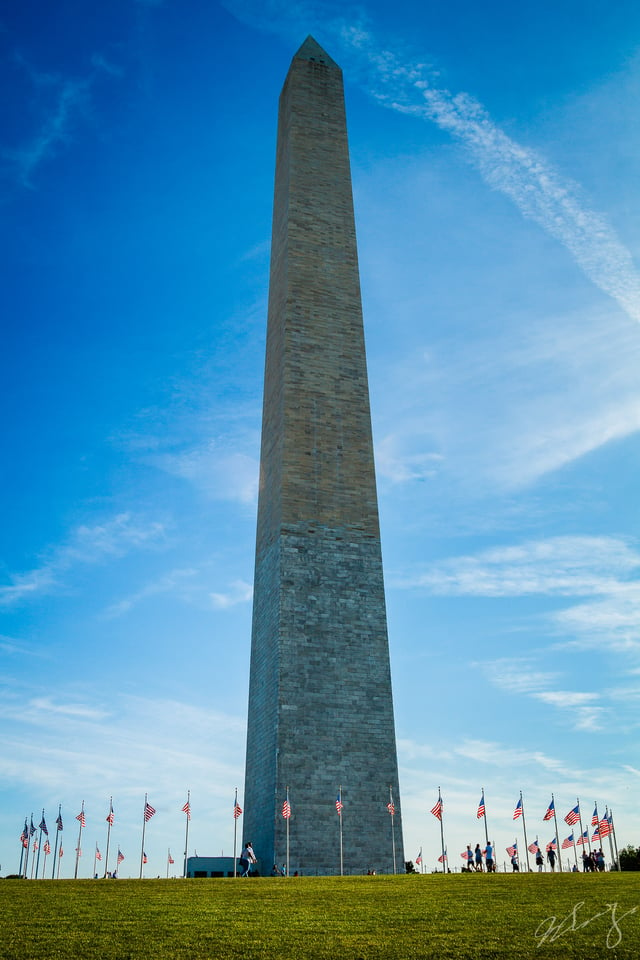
[104,798,113,879]
[140,794,148,879]
[74,802,84,879]
[481,787,489,849]
[24,814,33,879]
[286,786,290,878]
[609,808,620,871]
[603,807,614,866]
[183,790,191,879]
[551,794,562,872]
[519,792,531,872]
[437,789,446,872]
[18,822,26,878]
[35,809,45,879]
[576,797,588,857]
[338,785,344,877]
[57,843,63,879]
[52,806,62,879]
[233,788,238,878]
[388,785,397,875]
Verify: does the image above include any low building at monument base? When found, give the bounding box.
[186,856,242,878]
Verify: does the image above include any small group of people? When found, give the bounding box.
[534,847,556,871]
[463,842,495,872]
[582,849,606,872]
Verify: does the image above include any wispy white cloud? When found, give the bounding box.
[0,635,46,659]
[0,513,166,608]
[376,434,443,484]
[27,697,109,721]
[478,656,605,731]
[222,1,640,324]
[399,535,640,597]
[340,32,640,326]
[553,582,640,652]
[210,579,253,609]
[104,568,198,618]
[150,441,259,504]
[2,54,122,188]
[399,537,640,665]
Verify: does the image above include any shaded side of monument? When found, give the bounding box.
[243,36,404,876]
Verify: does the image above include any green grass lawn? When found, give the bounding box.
[1,873,639,959]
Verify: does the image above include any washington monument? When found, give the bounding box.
[243,36,403,875]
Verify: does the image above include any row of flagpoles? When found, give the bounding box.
[18,793,180,880]
[18,785,401,879]
[17,787,621,879]
[426,788,621,872]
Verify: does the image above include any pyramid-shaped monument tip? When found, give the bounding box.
[293,35,338,67]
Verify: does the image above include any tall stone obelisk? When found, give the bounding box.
[243,36,403,876]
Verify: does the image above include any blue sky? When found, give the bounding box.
[1,0,639,877]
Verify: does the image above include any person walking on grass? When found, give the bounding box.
[239,842,256,877]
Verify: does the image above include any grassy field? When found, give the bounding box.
[1,873,639,959]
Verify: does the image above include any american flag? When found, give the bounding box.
[33,840,38,852]
[543,798,555,821]
[59,845,64,857]
[76,811,86,828]
[415,850,422,865]
[528,841,539,854]
[30,817,36,835]
[437,850,447,863]
[513,797,523,820]
[335,794,343,815]
[39,815,48,836]
[577,830,589,845]
[506,843,517,857]
[430,798,443,820]
[564,804,580,825]
[591,805,599,826]
[20,821,28,847]
[117,848,124,863]
[282,798,291,819]
[75,846,82,857]
[56,813,63,831]
[460,851,468,860]
[592,825,600,841]
[233,800,242,820]
[168,853,175,864]
[599,815,612,838]
[143,852,148,864]
[182,800,191,821]
[387,801,395,816]
[106,804,114,825]
[561,834,574,849]
[477,792,485,819]
[144,801,156,822]
[44,840,51,855]
[96,847,102,861]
